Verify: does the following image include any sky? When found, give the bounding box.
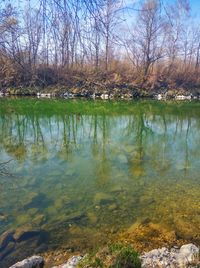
[5,0,200,23]
[123,0,200,27]
[124,0,200,15]
[185,0,200,18]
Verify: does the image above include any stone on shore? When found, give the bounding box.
[9,255,44,268]
[141,243,199,268]
[177,244,199,267]
[9,243,199,268]
[51,256,83,268]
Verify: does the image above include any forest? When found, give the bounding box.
[0,0,200,94]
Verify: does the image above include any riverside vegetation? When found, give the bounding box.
[1,0,200,97]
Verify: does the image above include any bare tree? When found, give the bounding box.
[136,0,165,80]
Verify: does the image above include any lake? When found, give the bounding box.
[0,98,200,266]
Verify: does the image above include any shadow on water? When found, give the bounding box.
[0,98,200,266]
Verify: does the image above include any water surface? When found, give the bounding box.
[0,98,200,264]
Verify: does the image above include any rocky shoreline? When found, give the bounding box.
[9,243,200,268]
[1,84,200,100]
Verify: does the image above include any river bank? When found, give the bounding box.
[9,243,200,268]
[1,220,199,267]
[1,84,200,100]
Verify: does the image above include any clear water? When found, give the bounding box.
[0,98,200,257]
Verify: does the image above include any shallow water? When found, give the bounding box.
[0,98,200,264]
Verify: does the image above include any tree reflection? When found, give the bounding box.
[0,101,199,182]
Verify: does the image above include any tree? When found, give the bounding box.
[136,0,165,81]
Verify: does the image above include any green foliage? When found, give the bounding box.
[78,255,104,268]
[109,244,141,268]
[92,257,104,268]
[78,244,141,268]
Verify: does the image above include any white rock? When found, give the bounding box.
[91,93,96,99]
[175,95,191,100]
[141,244,199,268]
[52,256,83,268]
[156,94,163,100]
[101,94,109,100]
[40,93,51,98]
[176,244,199,267]
[109,94,114,99]
[64,92,74,98]
[9,256,44,268]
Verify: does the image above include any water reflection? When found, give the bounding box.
[0,99,200,255]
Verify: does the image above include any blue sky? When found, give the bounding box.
[123,0,200,25]
[124,0,200,13]
[9,0,200,23]
[165,0,200,20]
[187,0,200,17]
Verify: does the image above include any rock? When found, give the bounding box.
[27,208,38,216]
[9,255,44,268]
[87,212,97,224]
[65,211,85,223]
[13,225,42,242]
[0,230,15,251]
[52,256,83,268]
[109,185,124,193]
[24,192,52,210]
[108,204,117,211]
[93,192,113,205]
[16,214,32,225]
[32,214,46,225]
[100,93,109,100]
[177,244,199,267]
[175,95,192,100]
[40,93,51,98]
[63,92,74,98]
[0,242,15,261]
[141,243,199,268]
[155,94,163,100]
[141,247,177,267]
